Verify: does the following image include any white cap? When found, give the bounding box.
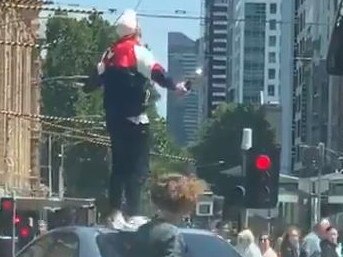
[116,9,138,38]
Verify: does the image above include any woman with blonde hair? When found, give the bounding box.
[236,229,263,257]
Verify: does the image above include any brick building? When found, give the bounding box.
[0,0,42,196]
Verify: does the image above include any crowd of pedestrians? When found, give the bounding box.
[234,219,342,257]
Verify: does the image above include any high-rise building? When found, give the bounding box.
[167,32,200,146]
[291,0,336,173]
[327,1,343,155]
[204,0,232,116]
[279,0,295,174]
[231,0,282,105]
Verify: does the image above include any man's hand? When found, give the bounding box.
[175,81,191,96]
[82,66,103,93]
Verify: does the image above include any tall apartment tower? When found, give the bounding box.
[204,0,232,116]
[167,32,200,146]
[231,0,282,105]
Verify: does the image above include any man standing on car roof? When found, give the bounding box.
[93,9,190,229]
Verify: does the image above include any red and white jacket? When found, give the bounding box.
[98,36,176,120]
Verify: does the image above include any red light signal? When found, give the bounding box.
[1,199,13,211]
[14,215,21,224]
[255,155,271,171]
[19,227,30,238]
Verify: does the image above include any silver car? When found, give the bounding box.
[16,226,241,257]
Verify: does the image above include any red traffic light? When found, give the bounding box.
[14,215,21,224]
[255,155,272,171]
[19,227,30,238]
[1,199,13,211]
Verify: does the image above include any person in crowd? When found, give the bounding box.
[302,218,331,257]
[259,233,278,257]
[90,9,190,229]
[275,237,284,257]
[236,229,263,257]
[133,173,206,257]
[320,226,339,257]
[280,226,301,257]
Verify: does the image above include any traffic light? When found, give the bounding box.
[245,147,280,209]
[0,197,15,236]
[16,216,34,250]
[214,175,246,207]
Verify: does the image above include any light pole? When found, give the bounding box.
[241,128,252,229]
[300,142,337,224]
[58,143,65,200]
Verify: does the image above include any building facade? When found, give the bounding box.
[167,32,200,146]
[204,0,232,116]
[232,0,282,105]
[0,1,42,196]
[279,0,295,174]
[292,0,338,173]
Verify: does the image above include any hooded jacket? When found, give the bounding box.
[98,10,176,119]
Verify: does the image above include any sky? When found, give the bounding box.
[50,0,202,117]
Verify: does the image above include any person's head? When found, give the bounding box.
[259,233,272,252]
[116,9,141,39]
[314,218,331,238]
[326,226,339,245]
[237,229,255,248]
[282,226,300,249]
[150,173,206,221]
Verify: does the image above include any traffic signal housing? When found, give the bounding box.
[214,174,246,207]
[245,147,280,209]
[0,197,15,236]
[16,215,34,250]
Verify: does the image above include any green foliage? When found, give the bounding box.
[191,103,275,183]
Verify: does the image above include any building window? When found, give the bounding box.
[268,69,276,79]
[269,20,277,30]
[270,3,277,14]
[268,84,275,96]
[269,36,276,47]
[268,52,276,63]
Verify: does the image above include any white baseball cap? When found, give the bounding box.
[116,9,139,38]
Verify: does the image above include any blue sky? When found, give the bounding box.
[53,0,201,117]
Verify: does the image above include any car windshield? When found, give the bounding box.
[182,233,241,257]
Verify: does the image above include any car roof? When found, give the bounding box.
[49,225,218,237]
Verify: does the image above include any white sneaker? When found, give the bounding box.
[107,211,135,230]
[127,216,150,228]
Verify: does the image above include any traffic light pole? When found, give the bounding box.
[241,151,249,229]
[11,192,16,257]
[317,142,325,223]
[58,143,65,199]
[240,128,252,230]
